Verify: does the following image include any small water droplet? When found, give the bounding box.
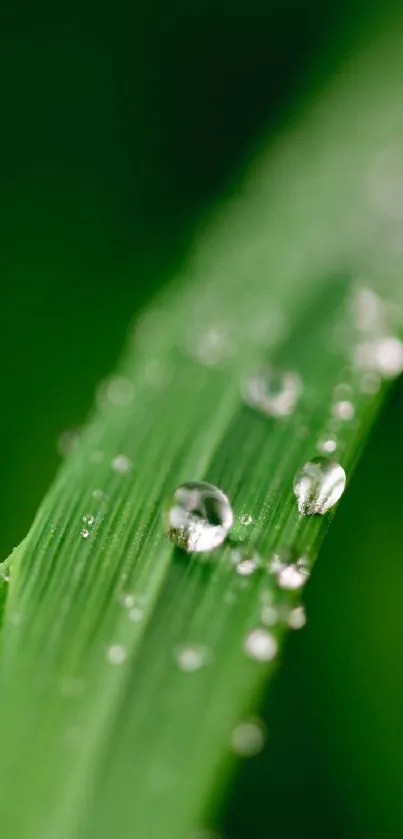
[128,607,144,623]
[80,528,90,540]
[0,565,10,583]
[242,367,301,418]
[231,719,266,757]
[92,489,108,502]
[354,336,403,378]
[120,593,136,609]
[294,457,347,515]
[174,644,210,672]
[261,605,279,627]
[164,482,233,553]
[269,548,311,590]
[229,544,261,576]
[111,454,132,475]
[243,628,278,662]
[352,286,384,332]
[240,513,253,526]
[333,400,355,421]
[107,644,127,665]
[288,605,307,630]
[317,434,337,455]
[99,375,135,408]
[82,514,95,526]
[189,325,234,366]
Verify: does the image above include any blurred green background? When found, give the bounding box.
[2,1,403,837]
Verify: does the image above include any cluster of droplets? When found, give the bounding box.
[351,285,403,382]
[80,513,96,540]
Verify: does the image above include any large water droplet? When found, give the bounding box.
[164,482,233,552]
[242,367,301,418]
[294,457,346,515]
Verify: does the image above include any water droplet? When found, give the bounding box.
[92,489,108,502]
[231,720,266,757]
[80,528,90,540]
[243,628,278,662]
[294,457,346,516]
[261,605,279,627]
[111,454,132,475]
[99,375,134,408]
[333,400,355,421]
[0,565,10,583]
[174,644,210,672]
[317,434,337,455]
[352,286,385,332]
[106,644,127,665]
[120,593,136,609]
[164,482,233,553]
[288,605,307,630]
[229,544,261,576]
[82,514,95,526]
[189,325,234,366]
[354,336,403,378]
[128,607,144,623]
[269,548,311,590]
[240,513,253,526]
[243,367,301,418]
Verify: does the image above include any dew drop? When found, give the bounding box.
[229,544,261,576]
[189,325,234,366]
[82,514,95,526]
[242,367,301,418]
[240,513,253,526]
[288,605,307,630]
[111,454,132,475]
[99,375,135,408]
[231,719,266,757]
[269,548,311,590]
[128,607,144,623]
[164,482,233,553]
[294,457,346,516]
[174,644,210,672]
[333,400,355,421]
[243,628,278,662]
[80,528,90,540]
[120,593,136,609]
[354,336,403,378]
[317,434,337,455]
[107,644,127,665]
[261,605,279,627]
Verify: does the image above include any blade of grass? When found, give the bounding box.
[1,11,403,839]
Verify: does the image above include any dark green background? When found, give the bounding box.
[2,2,403,837]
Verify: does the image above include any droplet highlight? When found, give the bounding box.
[164,482,233,553]
[231,719,266,757]
[294,457,346,516]
[242,367,301,418]
[243,628,278,662]
[174,644,210,672]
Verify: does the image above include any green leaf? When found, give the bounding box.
[1,14,403,839]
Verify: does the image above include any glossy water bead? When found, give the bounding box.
[242,366,301,418]
[164,482,234,552]
[294,457,346,516]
